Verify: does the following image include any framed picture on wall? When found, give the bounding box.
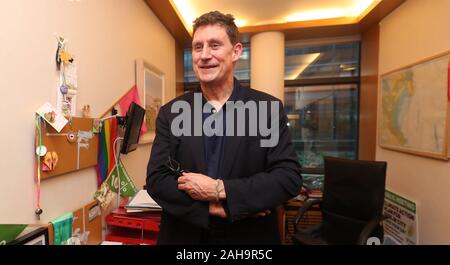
[136,59,165,144]
[378,50,450,160]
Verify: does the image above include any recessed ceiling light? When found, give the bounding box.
[171,0,196,33]
[286,9,346,22]
[170,0,382,34]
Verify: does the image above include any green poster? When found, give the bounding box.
[106,161,138,197]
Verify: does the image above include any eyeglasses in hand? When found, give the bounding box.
[165,156,187,178]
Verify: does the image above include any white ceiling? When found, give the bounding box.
[171,0,381,32]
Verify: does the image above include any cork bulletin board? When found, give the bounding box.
[36,117,98,179]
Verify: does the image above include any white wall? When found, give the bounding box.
[378,0,450,244]
[0,0,175,223]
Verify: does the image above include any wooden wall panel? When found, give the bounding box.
[359,24,380,160]
[144,0,191,47]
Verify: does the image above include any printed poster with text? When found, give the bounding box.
[383,190,418,245]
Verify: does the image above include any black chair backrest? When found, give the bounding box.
[321,156,387,244]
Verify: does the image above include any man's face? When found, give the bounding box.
[192,24,242,86]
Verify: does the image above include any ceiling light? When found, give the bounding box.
[171,0,196,33]
[286,0,380,23]
[170,0,382,34]
[286,9,346,22]
[340,64,357,71]
[347,0,380,17]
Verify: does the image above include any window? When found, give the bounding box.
[181,40,359,171]
[285,41,360,80]
[284,41,360,171]
[183,47,251,84]
[234,47,251,80]
[183,49,196,83]
[285,84,358,168]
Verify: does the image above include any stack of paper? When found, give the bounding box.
[101,241,123,245]
[125,190,162,213]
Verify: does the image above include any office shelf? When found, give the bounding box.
[106,226,158,245]
[105,209,161,245]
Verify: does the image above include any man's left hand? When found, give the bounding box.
[178,172,216,201]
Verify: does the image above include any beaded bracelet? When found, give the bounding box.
[215,179,221,202]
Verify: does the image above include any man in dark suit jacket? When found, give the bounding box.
[146,11,302,244]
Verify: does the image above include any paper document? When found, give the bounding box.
[125,190,161,210]
[101,241,123,245]
[36,102,68,132]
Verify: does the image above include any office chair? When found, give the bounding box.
[293,156,387,245]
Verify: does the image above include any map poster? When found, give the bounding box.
[379,51,450,160]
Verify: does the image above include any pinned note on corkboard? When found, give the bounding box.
[36,117,98,180]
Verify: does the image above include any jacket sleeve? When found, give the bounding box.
[146,107,209,229]
[223,101,303,222]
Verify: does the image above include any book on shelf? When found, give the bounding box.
[110,207,161,220]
